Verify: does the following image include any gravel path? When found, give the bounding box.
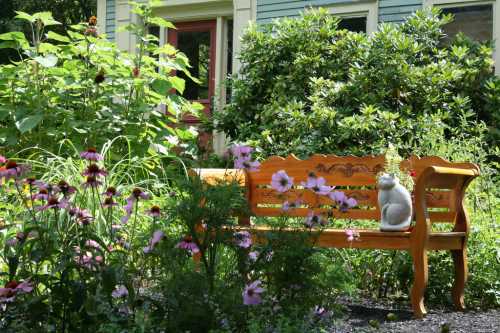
[331,298,500,333]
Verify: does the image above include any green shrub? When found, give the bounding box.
[0,2,200,157]
[215,8,499,158]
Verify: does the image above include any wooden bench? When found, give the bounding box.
[194,155,480,318]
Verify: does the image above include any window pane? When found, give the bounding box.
[177,31,211,100]
[338,17,366,33]
[442,5,493,43]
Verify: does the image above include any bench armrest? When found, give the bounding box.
[413,165,480,239]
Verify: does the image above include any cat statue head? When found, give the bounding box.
[377,173,399,190]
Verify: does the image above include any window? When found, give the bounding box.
[424,0,500,75]
[324,1,378,34]
[338,17,367,33]
[441,5,493,43]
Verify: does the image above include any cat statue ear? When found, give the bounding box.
[377,173,412,231]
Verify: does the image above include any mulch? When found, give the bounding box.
[330,298,500,333]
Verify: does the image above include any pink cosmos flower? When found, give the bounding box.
[112,285,129,298]
[230,144,253,160]
[248,251,259,262]
[282,199,302,212]
[143,230,164,253]
[234,158,260,172]
[80,147,103,161]
[242,280,264,305]
[271,170,294,193]
[85,239,102,250]
[234,231,252,248]
[176,236,200,254]
[304,211,327,228]
[329,191,357,212]
[301,175,332,196]
[345,229,360,242]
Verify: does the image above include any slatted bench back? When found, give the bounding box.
[245,155,479,225]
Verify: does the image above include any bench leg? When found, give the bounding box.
[410,248,428,318]
[451,248,468,311]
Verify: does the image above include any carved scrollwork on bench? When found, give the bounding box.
[315,163,384,177]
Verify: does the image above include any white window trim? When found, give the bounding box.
[324,1,378,34]
[424,0,500,75]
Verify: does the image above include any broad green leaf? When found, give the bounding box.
[0,32,26,41]
[33,12,61,26]
[169,76,185,94]
[147,17,175,29]
[34,54,58,68]
[16,115,43,133]
[14,11,35,23]
[152,78,172,94]
[0,41,18,50]
[46,31,70,43]
[39,42,59,53]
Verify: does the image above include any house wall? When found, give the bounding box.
[256,0,423,24]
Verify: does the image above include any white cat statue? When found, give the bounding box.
[377,173,412,231]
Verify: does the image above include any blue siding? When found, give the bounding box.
[256,0,424,24]
[378,0,422,23]
[106,0,116,40]
[257,0,363,24]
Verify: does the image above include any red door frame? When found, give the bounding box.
[168,20,217,123]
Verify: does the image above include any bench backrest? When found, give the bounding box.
[245,155,479,225]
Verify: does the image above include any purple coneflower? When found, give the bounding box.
[147,205,161,217]
[80,147,103,161]
[176,235,199,254]
[111,285,129,298]
[102,197,118,208]
[242,280,264,305]
[131,188,150,200]
[36,196,68,211]
[143,230,164,254]
[32,188,49,201]
[234,231,252,248]
[302,174,332,196]
[55,180,76,197]
[103,186,120,197]
[271,170,294,193]
[83,164,107,178]
[70,207,93,225]
[0,160,30,180]
[82,176,102,188]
